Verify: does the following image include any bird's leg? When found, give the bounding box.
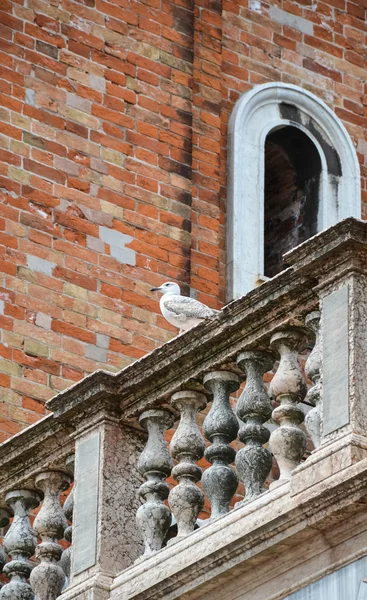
[179,328,184,335]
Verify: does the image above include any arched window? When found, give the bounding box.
[227,82,361,301]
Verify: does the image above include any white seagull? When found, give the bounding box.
[151,282,220,333]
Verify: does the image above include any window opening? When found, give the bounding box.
[264,126,322,278]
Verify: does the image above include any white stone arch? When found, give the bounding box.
[227,81,361,301]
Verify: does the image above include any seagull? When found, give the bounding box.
[150,282,220,333]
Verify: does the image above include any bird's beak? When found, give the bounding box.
[150,286,162,292]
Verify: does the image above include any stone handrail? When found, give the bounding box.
[0,217,366,599]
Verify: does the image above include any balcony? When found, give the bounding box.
[1,217,367,600]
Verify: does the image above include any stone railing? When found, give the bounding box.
[0,218,367,600]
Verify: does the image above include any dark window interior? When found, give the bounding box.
[264,126,322,278]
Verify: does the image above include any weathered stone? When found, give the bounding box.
[202,371,240,518]
[61,455,75,584]
[30,471,71,600]
[304,311,322,448]
[67,416,144,597]
[269,329,308,486]
[85,344,107,362]
[0,490,40,600]
[35,313,52,330]
[169,391,206,540]
[0,509,10,588]
[236,351,274,503]
[26,255,55,276]
[96,334,110,349]
[269,5,314,34]
[136,409,174,557]
[72,433,100,576]
[99,226,136,265]
[322,286,349,436]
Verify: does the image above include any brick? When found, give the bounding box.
[0,359,22,377]
[22,396,46,414]
[54,266,97,291]
[0,0,364,442]
[0,373,10,387]
[24,339,49,358]
[53,212,99,237]
[51,319,96,344]
[11,377,54,401]
[23,159,66,184]
[13,349,60,375]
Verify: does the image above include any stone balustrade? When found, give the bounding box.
[0,456,74,600]
[0,326,314,596]
[0,219,366,599]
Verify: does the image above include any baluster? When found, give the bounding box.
[304,311,322,449]
[269,329,308,486]
[0,509,11,590]
[236,351,274,503]
[61,455,75,583]
[136,409,174,557]
[202,371,240,519]
[30,471,71,600]
[0,490,40,600]
[168,390,207,540]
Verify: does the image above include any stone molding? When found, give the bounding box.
[227,82,361,300]
[0,415,73,496]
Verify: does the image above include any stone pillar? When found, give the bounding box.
[269,329,308,487]
[0,508,11,590]
[136,409,174,557]
[304,311,322,449]
[168,391,207,541]
[316,270,367,454]
[30,471,71,600]
[0,491,39,600]
[61,455,75,585]
[235,352,274,503]
[62,410,144,599]
[202,371,240,518]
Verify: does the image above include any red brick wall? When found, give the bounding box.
[0,0,366,439]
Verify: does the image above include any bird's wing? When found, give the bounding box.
[163,295,219,319]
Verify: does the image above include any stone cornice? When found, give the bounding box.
[0,414,73,494]
[286,216,367,273]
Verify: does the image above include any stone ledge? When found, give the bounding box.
[291,432,367,496]
[0,414,73,494]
